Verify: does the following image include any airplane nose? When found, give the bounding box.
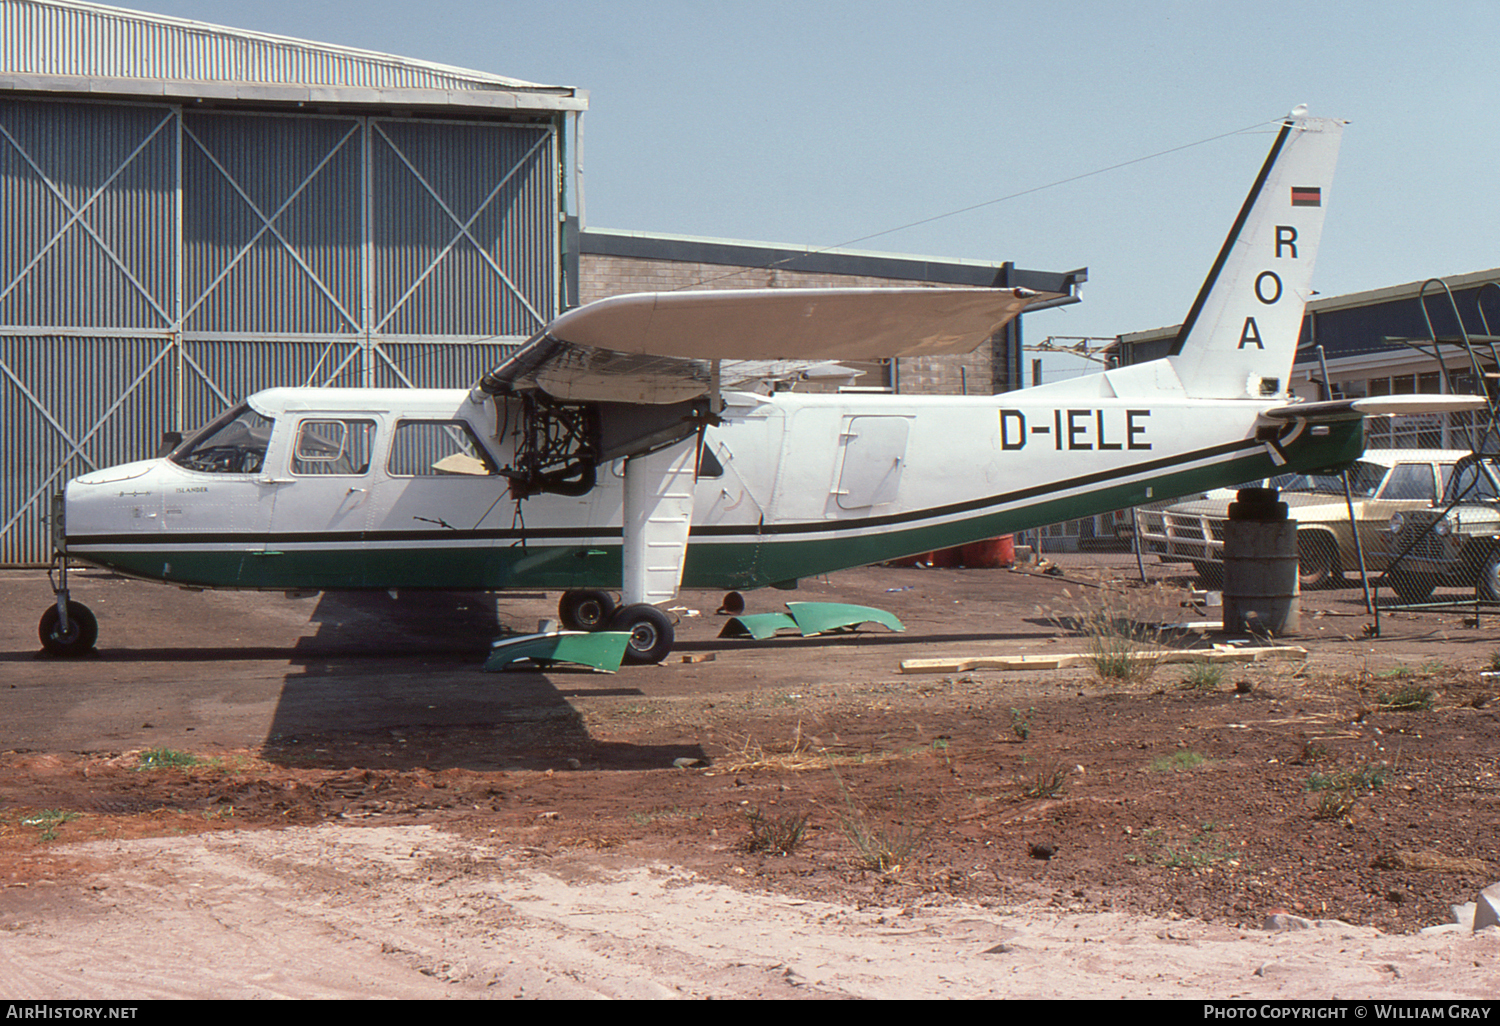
[72,458,159,486]
[63,459,166,539]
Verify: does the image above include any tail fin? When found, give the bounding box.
[1167,115,1344,399]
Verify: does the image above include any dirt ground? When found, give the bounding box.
[1,556,1498,998]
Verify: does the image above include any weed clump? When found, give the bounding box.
[1008,707,1034,742]
[1292,739,1332,764]
[742,807,812,856]
[1307,763,1388,793]
[1043,583,1176,685]
[1181,661,1224,692]
[719,723,824,772]
[20,809,78,842]
[1128,823,1238,870]
[1149,750,1207,773]
[833,774,924,874]
[136,748,200,770]
[1375,683,1434,711]
[1308,761,1389,821]
[1018,759,1069,798]
[1314,788,1358,820]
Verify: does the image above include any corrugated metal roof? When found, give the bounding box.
[1121,266,1500,345]
[1,0,586,110]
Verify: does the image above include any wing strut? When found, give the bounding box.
[621,437,698,607]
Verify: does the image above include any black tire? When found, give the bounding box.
[610,604,675,664]
[1387,569,1436,604]
[558,589,616,632]
[1479,551,1500,603]
[1297,534,1341,590]
[38,601,98,656]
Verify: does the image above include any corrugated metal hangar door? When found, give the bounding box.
[0,97,559,564]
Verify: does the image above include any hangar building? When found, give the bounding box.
[0,0,1084,565]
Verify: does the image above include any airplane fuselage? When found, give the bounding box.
[59,380,1364,594]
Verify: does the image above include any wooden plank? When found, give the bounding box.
[898,646,1308,674]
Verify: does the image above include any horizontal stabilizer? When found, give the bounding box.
[1261,394,1490,421]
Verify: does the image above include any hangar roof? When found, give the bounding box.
[0,0,587,113]
[1119,266,1500,365]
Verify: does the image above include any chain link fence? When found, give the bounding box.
[1031,441,1500,640]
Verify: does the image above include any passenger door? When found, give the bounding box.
[264,416,380,588]
[370,418,511,588]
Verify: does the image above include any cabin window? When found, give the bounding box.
[170,404,274,475]
[293,419,376,476]
[388,420,498,477]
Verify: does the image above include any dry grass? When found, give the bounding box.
[1018,759,1070,799]
[833,773,924,875]
[717,722,829,773]
[715,722,934,773]
[1040,582,1183,685]
[742,807,812,855]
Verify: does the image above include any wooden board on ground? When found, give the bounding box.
[898,645,1309,674]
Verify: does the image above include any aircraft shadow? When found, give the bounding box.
[261,591,707,773]
[672,627,1057,653]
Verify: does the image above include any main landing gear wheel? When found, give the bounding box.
[39,600,98,657]
[610,604,674,664]
[558,589,617,632]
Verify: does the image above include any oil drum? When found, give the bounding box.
[1222,487,1299,635]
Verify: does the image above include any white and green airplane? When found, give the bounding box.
[38,113,1483,662]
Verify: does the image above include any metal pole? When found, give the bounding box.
[1131,506,1147,583]
[1318,346,1375,617]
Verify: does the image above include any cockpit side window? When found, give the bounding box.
[293,419,376,476]
[170,405,275,475]
[387,420,499,477]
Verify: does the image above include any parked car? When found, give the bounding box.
[1381,453,1500,602]
[1134,450,1466,588]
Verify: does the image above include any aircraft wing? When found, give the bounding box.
[481,286,1062,403]
[1261,395,1490,421]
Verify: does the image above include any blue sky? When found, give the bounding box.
[95,1,1500,341]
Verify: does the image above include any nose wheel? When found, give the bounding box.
[39,600,98,657]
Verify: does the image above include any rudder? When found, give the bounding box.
[1167,115,1345,399]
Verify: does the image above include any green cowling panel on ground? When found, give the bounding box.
[718,612,801,640]
[484,631,631,672]
[719,602,905,640]
[786,602,904,636]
